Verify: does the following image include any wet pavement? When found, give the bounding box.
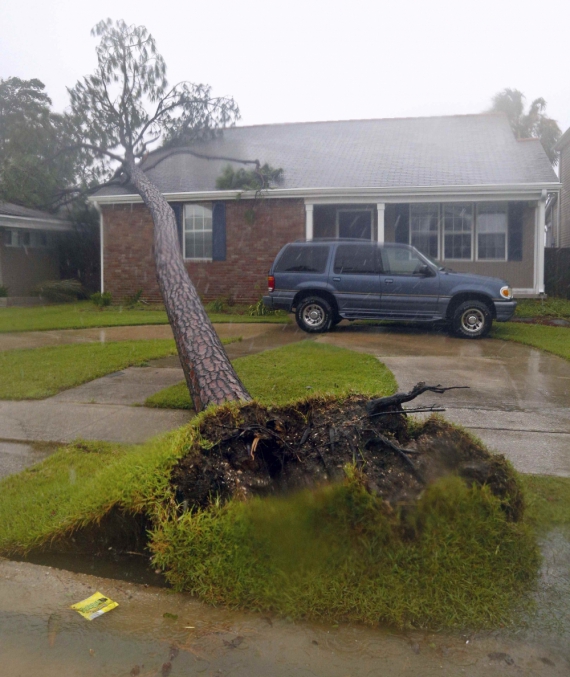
[1,555,568,677]
[0,441,56,479]
[320,324,570,477]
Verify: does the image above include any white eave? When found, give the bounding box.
[0,214,73,231]
[89,182,562,206]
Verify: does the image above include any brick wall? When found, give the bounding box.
[102,198,305,303]
[559,142,570,248]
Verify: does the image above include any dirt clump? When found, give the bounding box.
[172,387,524,521]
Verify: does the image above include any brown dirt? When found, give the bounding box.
[172,396,524,521]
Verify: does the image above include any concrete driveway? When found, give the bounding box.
[319,324,570,476]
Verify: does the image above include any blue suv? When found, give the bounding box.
[262,240,516,338]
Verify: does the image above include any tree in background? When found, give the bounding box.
[68,19,250,411]
[489,88,561,165]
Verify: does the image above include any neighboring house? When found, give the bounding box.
[555,127,570,248]
[0,202,72,300]
[91,113,560,302]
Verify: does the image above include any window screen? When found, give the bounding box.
[275,245,330,273]
[444,203,473,259]
[333,244,379,274]
[477,203,507,260]
[184,204,213,259]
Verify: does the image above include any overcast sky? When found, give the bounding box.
[1,0,569,134]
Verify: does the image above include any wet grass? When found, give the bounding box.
[145,341,397,410]
[0,337,241,400]
[491,322,570,361]
[521,474,570,533]
[0,301,289,333]
[515,297,570,320]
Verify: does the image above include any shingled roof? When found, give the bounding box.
[95,113,558,198]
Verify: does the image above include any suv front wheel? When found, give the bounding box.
[295,296,333,333]
[451,300,492,339]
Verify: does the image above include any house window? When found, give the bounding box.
[183,204,212,260]
[337,209,373,240]
[443,203,473,260]
[410,204,439,258]
[476,203,507,260]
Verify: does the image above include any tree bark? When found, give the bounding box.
[127,162,252,411]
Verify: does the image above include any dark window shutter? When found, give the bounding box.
[394,204,410,244]
[508,202,524,262]
[212,201,227,261]
[169,202,184,253]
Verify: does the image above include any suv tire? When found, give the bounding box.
[451,300,492,339]
[295,296,333,333]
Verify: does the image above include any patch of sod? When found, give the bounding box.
[152,470,538,629]
[145,341,398,410]
[521,474,570,534]
[491,322,570,361]
[0,301,289,333]
[515,297,570,320]
[0,409,540,630]
[0,337,241,400]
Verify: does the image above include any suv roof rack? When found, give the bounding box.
[293,237,379,243]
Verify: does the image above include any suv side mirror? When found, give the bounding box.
[417,264,433,277]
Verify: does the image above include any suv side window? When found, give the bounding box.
[275,245,330,273]
[333,244,380,274]
[381,246,426,275]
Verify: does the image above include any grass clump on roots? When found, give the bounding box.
[0,391,541,630]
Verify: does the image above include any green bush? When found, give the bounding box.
[0,286,8,298]
[90,291,112,308]
[32,279,84,302]
[207,298,227,313]
[248,298,283,316]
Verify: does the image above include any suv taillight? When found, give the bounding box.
[268,275,275,292]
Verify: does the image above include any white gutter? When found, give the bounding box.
[89,182,561,206]
[0,214,73,231]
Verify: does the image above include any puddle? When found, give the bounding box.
[1,528,569,676]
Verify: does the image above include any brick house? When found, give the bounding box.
[0,202,72,302]
[91,114,560,303]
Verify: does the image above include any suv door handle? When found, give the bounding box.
[332,277,341,281]
[384,278,394,284]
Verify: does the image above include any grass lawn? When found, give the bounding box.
[0,336,240,400]
[145,341,397,410]
[515,297,570,320]
[0,301,289,333]
[491,322,570,361]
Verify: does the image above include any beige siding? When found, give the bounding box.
[0,240,60,296]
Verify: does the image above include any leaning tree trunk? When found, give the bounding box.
[128,162,251,412]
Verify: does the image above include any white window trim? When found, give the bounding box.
[475,203,508,262]
[409,204,441,259]
[442,203,474,262]
[183,204,213,261]
[335,208,374,241]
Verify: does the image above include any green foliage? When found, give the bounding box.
[90,291,112,307]
[491,322,570,361]
[145,341,398,410]
[207,298,227,313]
[248,298,282,316]
[152,473,539,629]
[216,163,284,191]
[32,279,84,302]
[0,286,8,298]
[515,297,570,320]
[489,88,561,165]
[0,77,80,209]
[123,289,144,308]
[0,339,178,399]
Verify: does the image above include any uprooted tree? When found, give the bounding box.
[67,19,255,411]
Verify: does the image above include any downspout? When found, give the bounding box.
[93,201,104,293]
[535,189,547,295]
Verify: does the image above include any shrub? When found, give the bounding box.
[90,291,112,308]
[207,298,227,313]
[0,286,8,298]
[33,279,84,302]
[123,289,144,308]
[248,298,283,316]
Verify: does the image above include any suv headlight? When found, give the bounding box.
[499,285,512,300]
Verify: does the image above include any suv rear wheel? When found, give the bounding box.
[451,300,492,339]
[295,296,333,333]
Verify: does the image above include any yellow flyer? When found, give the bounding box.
[71,592,118,620]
